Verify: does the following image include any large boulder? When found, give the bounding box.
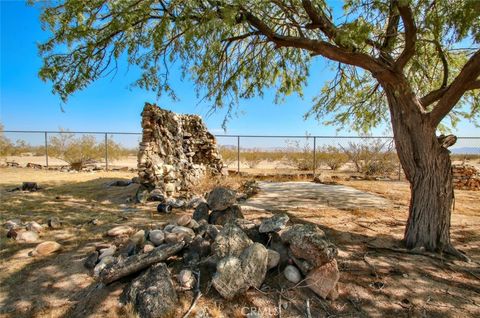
[207,187,236,211]
[123,263,178,318]
[259,214,289,233]
[240,243,268,289]
[280,224,337,267]
[209,205,244,225]
[192,202,210,222]
[305,259,340,299]
[212,256,245,299]
[212,223,252,258]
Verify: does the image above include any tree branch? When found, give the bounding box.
[240,10,395,82]
[395,2,417,70]
[429,50,480,126]
[301,0,336,40]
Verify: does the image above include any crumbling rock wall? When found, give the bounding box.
[137,103,224,196]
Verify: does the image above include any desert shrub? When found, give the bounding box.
[341,139,398,176]
[285,137,315,171]
[316,146,349,170]
[48,130,130,169]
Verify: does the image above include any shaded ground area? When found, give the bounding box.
[242,181,392,211]
[0,168,479,317]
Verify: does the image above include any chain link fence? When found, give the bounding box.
[1,131,479,179]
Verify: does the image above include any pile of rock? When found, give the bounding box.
[89,186,340,317]
[452,165,480,190]
[137,103,224,198]
[4,217,62,256]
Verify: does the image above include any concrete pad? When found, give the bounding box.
[241,181,391,211]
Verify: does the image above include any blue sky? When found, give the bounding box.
[1,1,479,147]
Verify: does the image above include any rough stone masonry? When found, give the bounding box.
[137,103,224,197]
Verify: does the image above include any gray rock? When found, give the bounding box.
[280,224,337,267]
[84,251,99,269]
[187,196,206,209]
[177,269,196,289]
[5,219,22,230]
[212,223,252,258]
[47,217,62,229]
[212,256,245,299]
[99,246,117,259]
[205,224,220,240]
[176,215,191,227]
[207,187,236,211]
[26,221,44,233]
[149,230,165,246]
[148,188,165,202]
[163,224,175,232]
[16,230,39,242]
[209,205,244,225]
[240,243,268,289]
[130,230,146,245]
[123,263,178,318]
[187,219,199,229]
[164,232,183,244]
[94,255,116,277]
[259,214,289,233]
[284,265,302,284]
[192,202,209,222]
[171,226,195,239]
[267,249,280,269]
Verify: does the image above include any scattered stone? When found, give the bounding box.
[149,230,165,246]
[167,198,186,209]
[99,246,117,259]
[212,223,253,258]
[289,252,314,275]
[259,214,289,233]
[22,182,38,191]
[177,269,196,289]
[164,233,183,244]
[187,196,206,209]
[240,243,268,289]
[16,230,39,242]
[171,226,195,239]
[7,228,17,239]
[186,236,211,259]
[163,224,175,232]
[107,225,134,237]
[123,263,178,318]
[192,202,210,222]
[236,220,269,245]
[209,204,244,225]
[281,224,337,267]
[212,256,245,299]
[84,251,99,269]
[148,188,165,202]
[207,187,237,211]
[205,224,220,240]
[305,259,340,299]
[187,219,199,229]
[284,265,302,284]
[119,241,137,257]
[130,230,146,245]
[30,241,61,256]
[267,249,280,269]
[143,243,155,253]
[94,256,116,277]
[176,215,191,227]
[47,217,62,229]
[5,219,22,230]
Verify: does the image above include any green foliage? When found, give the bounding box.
[33,0,479,131]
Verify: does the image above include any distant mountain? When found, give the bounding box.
[451,147,480,154]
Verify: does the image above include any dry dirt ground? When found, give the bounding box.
[0,167,479,318]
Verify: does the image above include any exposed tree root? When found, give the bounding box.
[444,244,471,263]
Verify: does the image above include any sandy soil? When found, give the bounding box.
[0,168,479,318]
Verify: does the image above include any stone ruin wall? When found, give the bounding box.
[137,103,224,196]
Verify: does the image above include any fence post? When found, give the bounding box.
[44,131,49,168]
[313,136,316,177]
[105,133,108,171]
[237,136,240,174]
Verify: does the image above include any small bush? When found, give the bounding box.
[316,146,348,170]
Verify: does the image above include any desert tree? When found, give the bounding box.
[35,0,480,259]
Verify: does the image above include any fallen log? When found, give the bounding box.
[100,242,184,285]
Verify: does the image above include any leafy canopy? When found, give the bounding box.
[34,0,480,131]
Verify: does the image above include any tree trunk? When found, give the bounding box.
[384,84,463,258]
